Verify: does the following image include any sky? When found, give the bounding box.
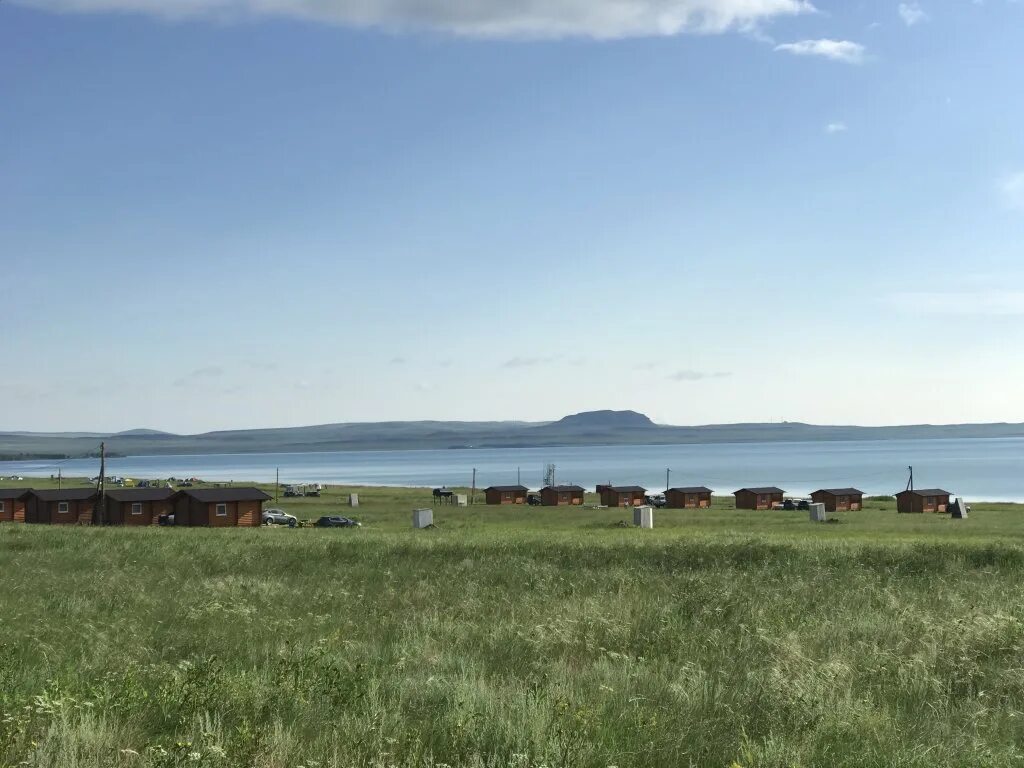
[2,0,1024,433]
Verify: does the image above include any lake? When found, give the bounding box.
[2,437,1024,501]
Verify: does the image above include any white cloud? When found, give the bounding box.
[13,0,816,38]
[774,38,866,64]
[898,3,928,26]
[825,121,847,133]
[668,370,732,381]
[1001,172,1024,211]
[887,291,1024,315]
[502,356,554,368]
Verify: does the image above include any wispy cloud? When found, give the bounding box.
[898,3,928,26]
[775,39,866,64]
[825,121,848,134]
[887,291,1024,315]
[668,369,732,382]
[173,366,224,387]
[12,0,816,39]
[502,356,554,369]
[1000,172,1024,211]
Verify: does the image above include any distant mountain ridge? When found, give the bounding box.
[3,410,1024,459]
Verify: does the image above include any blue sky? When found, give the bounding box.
[2,0,1023,433]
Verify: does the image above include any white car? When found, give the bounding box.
[262,508,298,527]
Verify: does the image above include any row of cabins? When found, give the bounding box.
[483,485,951,513]
[0,487,271,526]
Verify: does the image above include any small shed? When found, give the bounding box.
[106,487,176,526]
[734,487,785,510]
[665,486,713,509]
[810,488,863,512]
[483,485,529,505]
[0,488,31,522]
[599,485,647,507]
[25,488,99,524]
[540,485,585,506]
[171,487,272,527]
[896,489,950,514]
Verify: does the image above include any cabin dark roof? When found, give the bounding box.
[734,487,785,495]
[897,488,950,497]
[667,486,714,494]
[609,485,647,493]
[0,488,31,500]
[107,488,176,502]
[813,488,864,496]
[543,485,585,492]
[31,488,98,501]
[485,485,529,492]
[175,487,272,502]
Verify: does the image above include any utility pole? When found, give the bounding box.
[57,468,62,490]
[95,442,106,526]
[275,467,279,503]
[517,466,521,485]
[666,468,671,492]
[906,465,914,492]
[471,468,476,505]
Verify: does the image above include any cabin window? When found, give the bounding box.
[215,503,227,516]
[839,496,848,503]
[131,503,143,515]
[926,497,935,506]
[503,493,511,501]
[0,501,4,513]
[58,502,69,513]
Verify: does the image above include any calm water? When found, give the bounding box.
[2,438,1024,501]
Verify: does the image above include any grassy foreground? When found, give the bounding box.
[2,482,1024,767]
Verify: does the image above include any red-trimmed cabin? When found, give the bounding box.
[106,487,176,525]
[540,485,585,506]
[0,488,31,522]
[734,487,785,510]
[483,485,529,505]
[665,486,713,509]
[810,488,863,512]
[25,488,99,524]
[896,489,950,514]
[599,485,647,507]
[171,487,271,527]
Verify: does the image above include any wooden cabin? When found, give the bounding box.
[665,486,713,509]
[483,485,529,505]
[25,488,98,524]
[896,489,950,514]
[734,487,785,510]
[0,488,31,522]
[599,485,647,507]
[171,487,271,527]
[106,487,176,525]
[540,485,585,506]
[810,488,864,512]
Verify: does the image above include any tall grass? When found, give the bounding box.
[1,486,1023,766]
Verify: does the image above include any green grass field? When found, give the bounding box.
[2,479,1024,767]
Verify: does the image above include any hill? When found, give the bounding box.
[4,411,1024,459]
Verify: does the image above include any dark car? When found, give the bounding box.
[782,499,811,511]
[314,515,361,528]
[526,494,542,506]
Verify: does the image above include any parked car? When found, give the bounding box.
[646,493,667,508]
[527,494,542,506]
[781,499,811,511]
[263,508,298,527]
[158,513,175,526]
[314,515,361,528]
